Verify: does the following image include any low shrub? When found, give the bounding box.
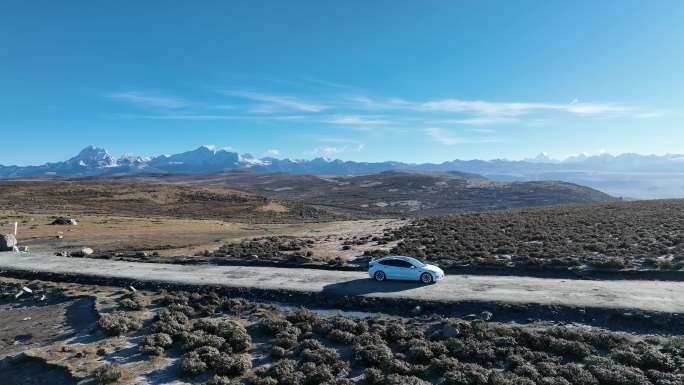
[97,311,143,336]
[538,377,572,385]
[298,339,348,373]
[195,345,222,367]
[388,358,413,375]
[455,363,490,385]
[385,323,408,342]
[440,370,469,385]
[353,333,393,368]
[207,375,236,385]
[267,359,304,385]
[168,302,195,316]
[93,363,124,384]
[286,307,319,324]
[430,355,460,374]
[180,350,208,376]
[328,329,355,344]
[364,367,385,385]
[118,291,146,310]
[585,357,649,385]
[161,290,190,305]
[588,258,626,270]
[151,309,191,338]
[646,369,684,385]
[249,377,279,385]
[385,374,430,385]
[179,330,226,351]
[513,362,541,381]
[139,332,173,355]
[260,316,291,336]
[214,353,252,375]
[558,363,597,385]
[488,372,536,385]
[194,318,252,352]
[301,361,336,384]
[407,343,434,363]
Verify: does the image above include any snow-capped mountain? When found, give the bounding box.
[148,145,243,172]
[524,152,558,164]
[1,145,684,199]
[64,145,118,168]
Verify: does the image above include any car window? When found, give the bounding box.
[395,260,414,268]
[379,259,396,266]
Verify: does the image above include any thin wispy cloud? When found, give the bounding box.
[222,90,329,112]
[345,95,414,110]
[105,85,664,152]
[107,91,188,109]
[434,117,518,126]
[423,127,464,145]
[268,115,308,121]
[143,114,236,120]
[339,94,645,119]
[299,76,360,91]
[634,111,667,119]
[419,99,628,116]
[423,127,502,146]
[140,114,307,122]
[316,136,364,144]
[322,115,390,126]
[265,149,281,156]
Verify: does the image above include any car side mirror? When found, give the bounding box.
[410,265,416,269]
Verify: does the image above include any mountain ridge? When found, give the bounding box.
[2,145,683,199]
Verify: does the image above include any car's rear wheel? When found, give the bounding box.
[374,271,386,282]
[420,272,433,284]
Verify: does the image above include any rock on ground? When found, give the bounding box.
[70,248,94,257]
[0,234,17,251]
[50,217,78,225]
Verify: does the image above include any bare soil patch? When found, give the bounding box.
[0,210,396,258]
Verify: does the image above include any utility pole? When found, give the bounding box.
[14,222,18,237]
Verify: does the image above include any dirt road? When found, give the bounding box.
[1,252,682,313]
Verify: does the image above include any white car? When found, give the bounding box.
[368,255,445,284]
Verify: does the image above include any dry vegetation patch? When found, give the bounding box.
[2,278,684,385]
[390,200,684,271]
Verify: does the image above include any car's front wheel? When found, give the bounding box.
[374,271,386,282]
[420,272,434,284]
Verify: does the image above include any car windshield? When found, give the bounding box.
[410,258,426,267]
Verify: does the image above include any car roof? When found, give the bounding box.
[377,255,414,262]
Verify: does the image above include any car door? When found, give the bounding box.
[378,259,398,279]
[394,259,418,280]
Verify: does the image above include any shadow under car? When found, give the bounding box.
[321,278,425,297]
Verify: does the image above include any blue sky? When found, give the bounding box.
[1,1,683,165]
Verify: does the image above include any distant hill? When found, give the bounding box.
[98,170,617,218]
[2,145,682,198]
[0,181,342,223]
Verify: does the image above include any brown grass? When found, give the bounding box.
[1,209,397,258]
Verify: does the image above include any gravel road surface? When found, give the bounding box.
[1,252,682,313]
